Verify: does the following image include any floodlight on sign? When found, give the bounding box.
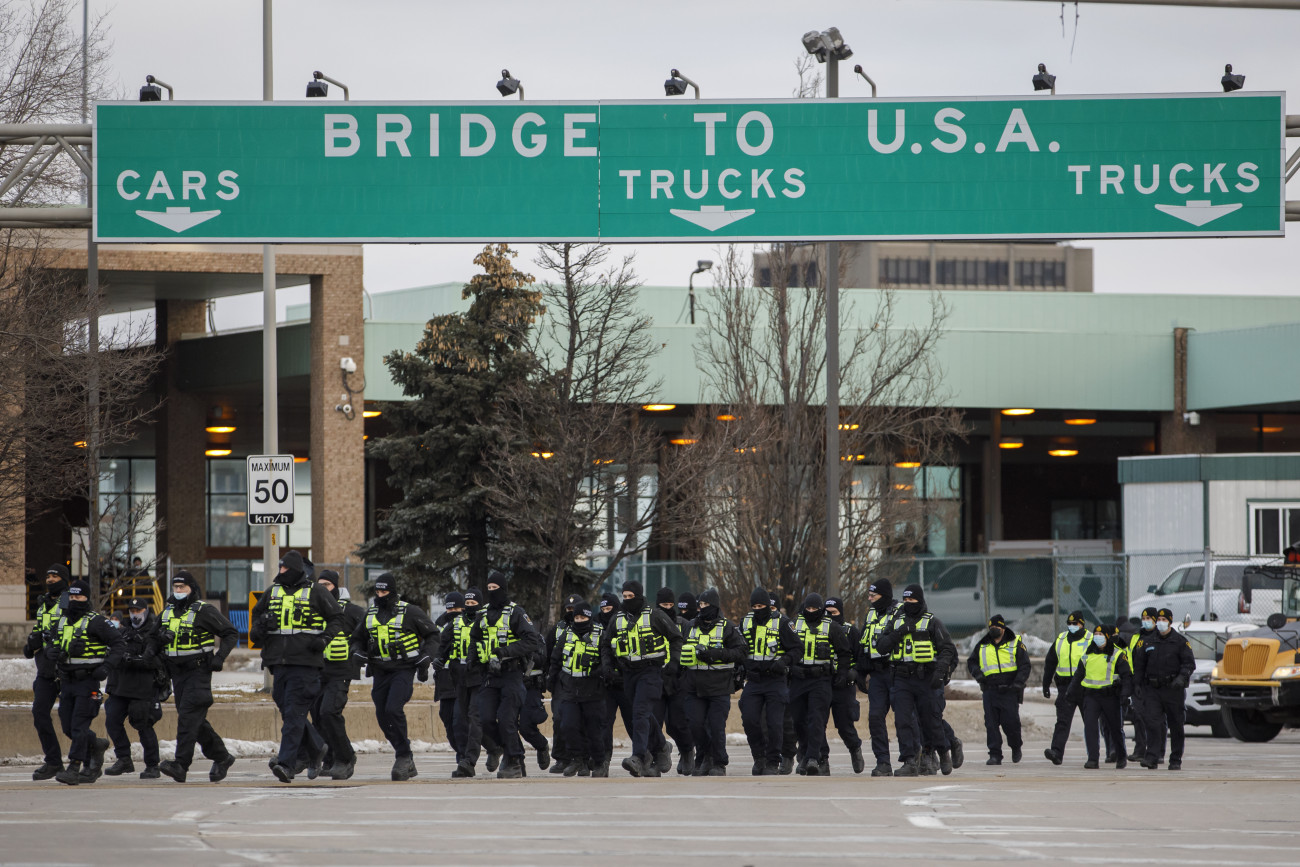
[1032,63,1056,94]
[497,69,523,99]
[1221,63,1245,92]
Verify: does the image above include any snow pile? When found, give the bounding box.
[0,657,36,690]
[956,618,1054,656]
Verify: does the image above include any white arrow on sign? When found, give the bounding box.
[1154,200,1242,227]
[136,206,222,233]
[669,205,756,231]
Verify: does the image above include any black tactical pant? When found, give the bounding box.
[271,665,323,767]
[478,670,527,760]
[170,665,228,770]
[865,669,894,764]
[602,681,634,760]
[1048,675,1085,757]
[891,673,945,763]
[312,676,355,765]
[520,681,549,753]
[830,682,863,753]
[58,676,103,764]
[663,685,695,756]
[740,676,788,764]
[439,697,460,758]
[789,673,833,763]
[372,667,416,757]
[981,686,1022,760]
[105,693,160,766]
[32,674,62,765]
[623,665,666,760]
[1081,690,1124,763]
[558,696,606,765]
[686,691,731,767]
[1141,683,1187,763]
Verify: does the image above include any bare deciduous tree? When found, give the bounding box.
[685,243,964,616]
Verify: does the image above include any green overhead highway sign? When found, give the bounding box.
[93,94,1285,243]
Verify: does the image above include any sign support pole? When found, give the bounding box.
[260,0,275,692]
[825,59,841,598]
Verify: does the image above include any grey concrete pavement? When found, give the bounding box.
[0,732,1296,866]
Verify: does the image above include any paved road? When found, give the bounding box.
[1,733,1296,866]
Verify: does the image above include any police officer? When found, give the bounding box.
[548,600,608,777]
[789,593,852,776]
[1134,607,1195,771]
[434,591,465,766]
[855,579,899,777]
[470,570,545,779]
[24,565,70,780]
[824,596,865,774]
[677,591,698,624]
[250,550,343,783]
[1067,624,1133,769]
[313,570,364,780]
[545,593,582,774]
[680,588,744,776]
[438,587,502,777]
[966,613,1031,765]
[49,581,123,785]
[103,598,164,778]
[655,586,694,775]
[737,587,797,775]
[596,592,633,775]
[772,591,799,774]
[1042,611,1091,765]
[602,579,683,777]
[351,572,439,781]
[875,584,956,777]
[157,571,239,784]
[1127,607,1158,762]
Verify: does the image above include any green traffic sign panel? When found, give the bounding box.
[93,94,1284,243]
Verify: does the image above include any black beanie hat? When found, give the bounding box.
[1140,606,1158,619]
[573,600,594,619]
[988,613,1007,628]
[280,550,305,575]
[677,591,697,618]
[373,572,396,593]
[802,592,824,611]
[622,580,644,598]
[600,592,620,609]
[171,570,201,596]
[656,586,677,605]
[868,578,892,598]
[487,569,508,588]
[564,593,583,609]
[463,587,482,605]
[902,583,925,606]
[318,569,341,598]
[698,587,721,608]
[825,596,843,611]
[445,591,464,610]
[45,563,70,582]
[750,587,770,606]
[1067,610,1086,625]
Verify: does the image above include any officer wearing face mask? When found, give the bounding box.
[601,579,683,777]
[596,592,633,774]
[1067,624,1133,769]
[1042,611,1091,766]
[874,584,956,777]
[788,592,852,776]
[48,581,123,785]
[310,571,365,780]
[250,550,344,784]
[351,572,439,781]
[1125,607,1158,762]
[103,598,164,779]
[823,597,866,774]
[1133,607,1195,771]
[469,570,546,779]
[156,572,239,784]
[966,614,1031,765]
[435,587,501,778]
[736,587,798,775]
[24,565,71,780]
[548,600,608,776]
[854,579,900,777]
[434,592,465,766]
[680,588,745,775]
[544,593,583,775]
[655,586,694,775]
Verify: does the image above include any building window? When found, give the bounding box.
[1015,259,1067,288]
[1249,502,1300,555]
[207,458,312,549]
[1050,499,1119,539]
[936,259,1008,287]
[756,262,818,288]
[879,257,930,286]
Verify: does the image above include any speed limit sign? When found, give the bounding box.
[246,455,296,525]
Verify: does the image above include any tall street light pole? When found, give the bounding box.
[262,0,278,591]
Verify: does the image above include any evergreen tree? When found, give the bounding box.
[358,244,543,594]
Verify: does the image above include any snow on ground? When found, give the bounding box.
[0,656,35,690]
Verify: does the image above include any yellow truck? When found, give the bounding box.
[1209,546,1300,742]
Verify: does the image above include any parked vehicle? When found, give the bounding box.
[1128,559,1280,624]
[923,560,1053,632]
[1180,620,1255,737]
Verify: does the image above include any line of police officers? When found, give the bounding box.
[25,555,1195,783]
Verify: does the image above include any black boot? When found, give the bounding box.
[678,747,695,776]
[485,746,503,772]
[870,761,893,777]
[621,755,644,777]
[327,759,355,781]
[893,758,920,777]
[779,755,794,775]
[575,758,591,777]
[210,754,236,783]
[591,757,610,778]
[139,765,161,779]
[391,755,418,781]
[950,737,965,768]
[692,755,713,777]
[55,761,83,785]
[850,746,865,774]
[32,761,63,781]
[159,760,187,783]
[938,749,953,775]
[654,744,673,774]
[104,757,134,776]
[536,742,551,770]
[497,756,524,779]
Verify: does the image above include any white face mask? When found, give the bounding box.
[1067,624,1081,634]
[130,612,146,627]
[1141,619,1154,631]
[1092,634,1106,648]
[172,589,189,601]
[1156,620,1171,633]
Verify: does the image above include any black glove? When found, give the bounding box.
[770,660,788,677]
[92,665,108,680]
[929,671,946,689]
[996,683,1011,692]
[23,633,38,658]
[832,672,850,689]
[790,665,807,680]
[1042,684,1051,699]
[853,671,869,692]
[208,656,225,673]
[432,658,446,672]
[1170,675,1187,690]
[663,661,681,678]
[487,657,503,675]
[599,664,615,686]
[45,645,66,662]
[697,647,721,664]
[417,665,430,682]
[306,636,327,653]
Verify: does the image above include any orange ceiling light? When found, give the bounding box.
[894,461,921,468]
[363,410,382,419]
[670,438,697,445]
[716,414,737,421]
[205,425,236,434]
[999,438,1024,449]
[293,456,309,463]
[1048,448,1079,457]
[839,423,860,431]
[1001,408,1034,416]
[1256,426,1283,434]
[205,448,232,457]
[642,404,676,411]
[1064,418,1096,426]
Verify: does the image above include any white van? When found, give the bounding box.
[1128,559,1280,624]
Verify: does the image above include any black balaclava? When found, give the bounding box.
[463,587,482,618]
[825,596,845,624]
[373,573,398,610]
[769,594,781,616]
[749,587,771,624]
[656,586,677,613]
[869,578,893,612]
[677,592,698,622]
[486,570,509,609]
[572,601,595,637]
[599,592,621,627]
[64,582,91,619]
[170,570,200,604]
[901,583,925,617]
[44,564,70,597]
[277,550,306,586]
[696,588,721,626]
[563,593,583,624]
[318,569,341,600]
[801,592,825,626]
[621,580,645,617]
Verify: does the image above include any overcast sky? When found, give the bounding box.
[90,0,1300,328]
